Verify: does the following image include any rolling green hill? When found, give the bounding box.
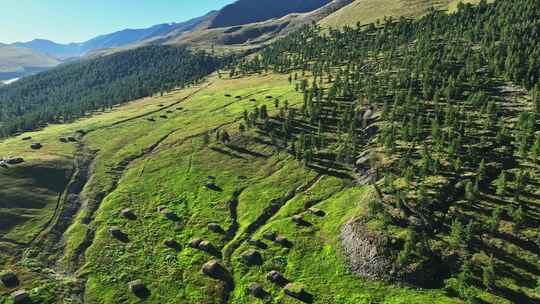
[0,46,59,80]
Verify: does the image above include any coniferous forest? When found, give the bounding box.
[0,46,226,137]
[231,0,539,302]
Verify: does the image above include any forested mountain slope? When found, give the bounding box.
[0,46,226,137]
[235,0,540,302]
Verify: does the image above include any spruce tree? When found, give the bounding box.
[482,257,496,290]
[495,171,506,195]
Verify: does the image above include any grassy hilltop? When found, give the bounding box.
[319,0,489,28]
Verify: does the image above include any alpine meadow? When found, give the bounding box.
[0,1,539,304]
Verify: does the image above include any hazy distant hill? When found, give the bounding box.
[0,45,60,80]
[11,14,210,59]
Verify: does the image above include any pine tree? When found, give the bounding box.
[398,229,417,267]
[530,133,540,160]
[463,221,474,247]
[533,84,540,113]
[508,205,525,231]
[495,171,506,195]
[482,257,496,290]
[477,159,486,182]
[449,219,464,250]
[465,180,476,201]
[458,260,473,286]
[488,207,502,234]
[202,132,210,146]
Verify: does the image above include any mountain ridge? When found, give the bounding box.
[207,0,331,28]
[10,13,212,60]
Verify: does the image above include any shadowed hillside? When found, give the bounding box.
[208,0,331,28]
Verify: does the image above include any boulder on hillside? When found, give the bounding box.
[202,260,229,281]
[247,282,267,298]
[128,279,150,298]
[275,235,293,248]
[266,270,288,286]
[292,214,311,227]
[11,290,29,304]
[160,208,179,221]
[284,283,312,302]
[198,241,219,255]
[164,239,181,251]
[207,223,225,234]
[240,249,262,266]
[5,158,24,165]
[120,208,137,220]
[157,205,167,213]
[262,231,277,241]
[1,271,19,288]
[30,143,42,150]
[189,238,203,249]
[308,207,326,217]
[109,226,129,242]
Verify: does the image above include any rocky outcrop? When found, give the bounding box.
[340,218,394,281]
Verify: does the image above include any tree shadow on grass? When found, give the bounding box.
[210,146,246,160]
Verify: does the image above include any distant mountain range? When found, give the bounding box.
[11,13,213,60]
[0,0,339,80]
[0,45,59,80]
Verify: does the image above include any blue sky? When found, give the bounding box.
[0,0,236,44]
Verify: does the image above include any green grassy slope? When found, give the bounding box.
[0,73,457,303]
[0,45,59,75]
